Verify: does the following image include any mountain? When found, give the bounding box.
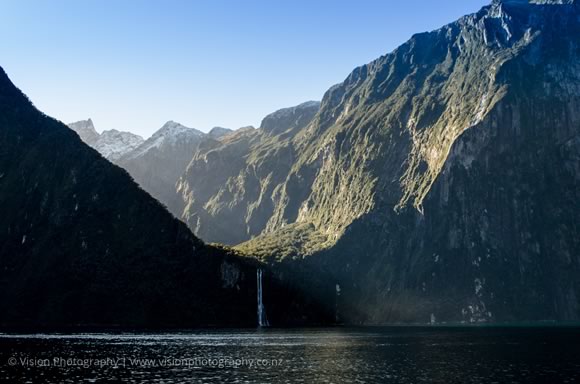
[187,0,579,323]
[175,101,321,245]
[67,119,207,209]
[8,0,577,326]
[93,129,144,161]
[68,102,321,246]
[114,121,206,209]
[68,120,144,161]
[68,119,100,145]
[260,101,321,135]
[208,126,234,139]
[67,119,238,217]
[0,67,326,327]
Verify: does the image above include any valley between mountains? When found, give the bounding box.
[1,0,578,327]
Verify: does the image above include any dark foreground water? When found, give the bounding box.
[0,327,579,383]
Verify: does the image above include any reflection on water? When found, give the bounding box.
[0,327,579,383]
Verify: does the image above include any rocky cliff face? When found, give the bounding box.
[33,0,579,325]
[175,101,321,245]
[68,120,144,161]
[208,126,234,139]
[233,0,580,323]
[68,119,100,145]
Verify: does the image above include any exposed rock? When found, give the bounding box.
[68,119,100,146]
[94,129,144,161]
[236,0,580,323]
[175,101,321,244]
[208,126,234,139]
[67,120,144,161]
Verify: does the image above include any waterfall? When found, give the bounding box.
[335,283,341,323]
[257,269,269,327]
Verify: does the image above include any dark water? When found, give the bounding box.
[1,327,579,383]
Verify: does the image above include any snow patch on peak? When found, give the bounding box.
[124,121,204,159]
[67,119,144,161]
[96,130,144,161]
[151,121,202,140]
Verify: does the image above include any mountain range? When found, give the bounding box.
[252,0,580,323]
[68,101,323,245]
[250,0,579,323]
[68,119,144,161]
[3,0,579,326]
[0,68,326,327]
[68,120,238,211]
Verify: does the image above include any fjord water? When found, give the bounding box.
[1,327,579,383]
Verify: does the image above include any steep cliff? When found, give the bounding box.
[176,101,321,244]
[237,0,580,323]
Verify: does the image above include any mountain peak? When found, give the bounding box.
[68,119,99,145]
[153,121,202,138]
[95,129,144,161]
[69,118,95,130]
[120,120,205,165]
[67,120,144,160]
[297,100,321,109]
[0,66,12,86]
[159,120,187,131]
[208,126,233,139]
[162,120,181,127]
[260,101,321,135]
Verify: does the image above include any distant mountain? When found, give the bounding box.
[68,120,144,161]
[94,129,144,161]
[68,119,100,145]
[0,67,326,327]
[67,119,240,214]
[115,121,206,210]
[67,104,322,233]
[208,126,234,139]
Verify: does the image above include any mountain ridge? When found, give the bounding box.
[175,100,322,245]
[68,119,144,161]
[0,67,330,327]
[13,0,579,325]
[232,0,580,323]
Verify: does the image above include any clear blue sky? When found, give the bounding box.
[0,0,489,137]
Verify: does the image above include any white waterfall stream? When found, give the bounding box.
[257,269,269,327]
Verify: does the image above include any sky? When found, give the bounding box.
[0,0,489,138]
